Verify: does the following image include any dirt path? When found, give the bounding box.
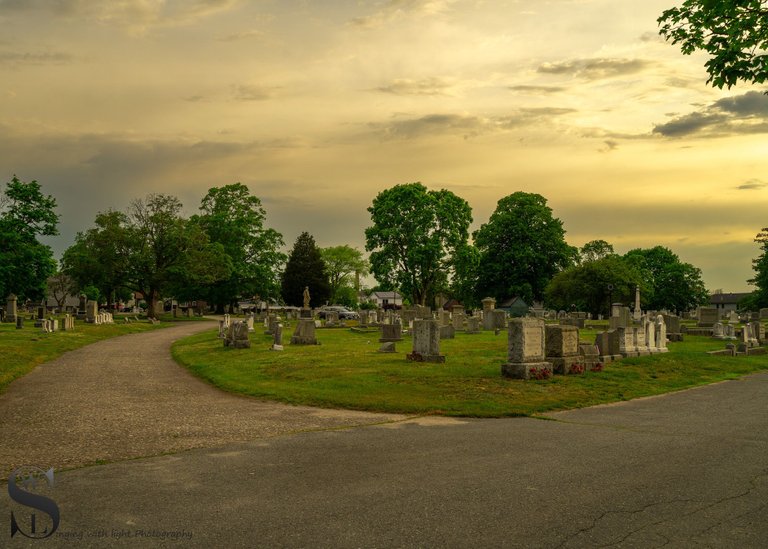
[0,321,405,478]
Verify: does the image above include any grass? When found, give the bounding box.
[0,317,171,394]
[171,323,768,417]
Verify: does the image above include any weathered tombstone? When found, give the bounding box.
[16,316,23,329]
[218,320,227,339]
[5,294,18,324]
[750,321,765,344]
[358,310,368,328]
[697,307,719,327]
[224,320,251,349]
[439,324,455,339]
[712,322,724,338]
[545,324,581,374]
[662,314,683,341]
[655,315,668,352]
[609,305,631,329]
[77,294,87,320]
[723,323,736,339]
[645,317,656,351]
[271,323,284,351]
[406,319,444,363]
[633,325,649,355]
[728,310,739,323]
[482,297,496,330]
[85,300,99,324]
[501,318,552,380]
[616,326,637,357]
[466,316,480,334]
[379,320,403,342]
[377,342,396,353]
[325,311,340,327]
[438,310,451,326]
[579,344,602,372]
[492,310,507,331]
[264,313,275,335]
[452,312,466,331]
[291,319,318,345]
[760,308,768,320]
[245,315,255,333]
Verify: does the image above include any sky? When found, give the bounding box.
[1,0,767,293]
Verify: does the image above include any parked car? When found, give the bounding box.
[317,305,359,320]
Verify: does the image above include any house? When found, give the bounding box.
[498,296,529,317]
[368,291,403,309]
[709,291,751,312]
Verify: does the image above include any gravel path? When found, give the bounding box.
[0,321,406,478]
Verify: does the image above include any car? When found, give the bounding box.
[317,305,359,320]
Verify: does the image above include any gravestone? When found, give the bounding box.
[438,310,451,326]
[452,312,466,331]
[616,326,637,357]
[245,315,255,333]
[291,319,318,345]
[633,325,649,356]
[655,315,668,352]
[544,324,581,375]
[578,344,602,372]
[750,321,765,344]
[16,316,23,329]
[379,321,403,343]
[325,311,340,327]
[760,308,768,320]
[224,321,251,349]
[501,318,552,380]
[406,319,444,363]
[5,294,18,324]
[218,320,227,339]
[481,298,496,330]
[609,305,631,329]
[358,310,368,328]
[271,323,284,351]
[712,322,725,338]
[492,310,507,331]
[264,314,276,335]
[439,324,455,340]
[85,301,99,324]
[723,323,736,339]
[697,307,719,327]
[662,314,683,342]
[378,342,396,353]
[466,317,480,334]
[645,317,656,351]
[77,294,87,320]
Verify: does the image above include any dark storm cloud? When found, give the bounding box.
[653,91,768,138]
[736,179,767,191]
[536,58,652,80]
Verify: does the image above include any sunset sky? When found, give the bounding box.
[1,0,767,292]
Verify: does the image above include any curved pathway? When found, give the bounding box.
[0,321,405,477]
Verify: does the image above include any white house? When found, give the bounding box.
[368,291,403,309]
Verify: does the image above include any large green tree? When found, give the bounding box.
[579,239,615,263]
[0,176,59,301]
[281,232,331,308]
[658,1,768,89]
[474,192,576,304]
[320,245,369,306]
[623,246,708,313]
[61,210,131,308]
[545,256,645,316]
[747,227,768,308]
[365,183,472,306]
[194,183,285,313]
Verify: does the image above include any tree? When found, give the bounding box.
[623,246,708,313]
[194,183,285,313]
[47,272,77,309]
[0,176,59,301]
[320,245,369,305]
[281,232,331,308]
[474,192,576,304]
[450,244,481,309]
[748,227,768,308]
[365,183,472,306]
[545,256,645,316]
[61,210,131,308]
[579,239,615,263]
[658,1,768,89]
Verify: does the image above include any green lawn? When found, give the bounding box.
[172,324,768,417]
[0,317,170,394]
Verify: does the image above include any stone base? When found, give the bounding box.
[300,308,313,319]
[668,333,683,342]
[406,352,445,363]
[270,344,284,351]
[290,336,318,345]
[225,340,251,349]
[547,356,582,375]
[501,362,553,380]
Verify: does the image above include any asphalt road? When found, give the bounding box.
[4,371,767,548]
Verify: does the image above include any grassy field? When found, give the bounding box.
[0,317,170,394]
[172,323,768,417]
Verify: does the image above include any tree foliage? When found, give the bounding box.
[281,232,330,308]
[365,183,472,306]
[474,192,576,304]
[658,0,768,89]
[320,245,369,305]
[747,227,768,308]
[579,239,615,263]
[194,183,285,313]
[545,256,645,316]
[0,176,59,301]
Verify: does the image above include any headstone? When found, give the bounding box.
[224,320,251,349]
[379,321,403,343]
[172,305,178,318]
[750,321,765,344]
[616,326,637,356]
[438,310,451,326]
[545,324,581,374]
[85,300,99,324]
[697,307,719,327]
[481,298,496,330]
[609,305,631,329]
[633,325,649,356]
[645,317,656,351]
[501,318,552,380]
[245,315,255,332]
[452,312,466,331]
[728,310,739,323]
[662,314,683,341]
[655,315,668,352]
[712,322,725,339]
[325,311,340,327]
[492,310,507,330]
[723,323,736,339]
[439,324,455,339]
[264,314,275,335]
[271,323,284,351]
[406,319,445,363]
[16,316,23,329]
[5,294,18,323]
[377,342,396,353]
[358,310,368,328]
[291,319,318,345]
[465,317,480,334]
[218,320,227,339]
[760,308,768,320]
[578,344,602,372]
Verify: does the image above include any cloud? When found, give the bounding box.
[537,58,652,80]
[232,84,275,101]
[507,85,565,94]
[217,29,262,42]
[653,91,768,138]
[375,78,454,96]
[736,179,767,191]
[0,50,74,66]
[350,0,455,27]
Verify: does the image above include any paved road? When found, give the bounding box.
[2,324,767,547]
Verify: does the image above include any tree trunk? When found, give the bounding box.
[147,289,158,319]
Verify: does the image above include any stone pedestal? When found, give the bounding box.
[379,322,402,343]
[271,323,284,351]
[406,319,444,363]
[85,300,99,324]
[501,318,552,380]
[5,294,18,323]
[481,298,496,330]
[291,319,318,345]
[300,308,313,319]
